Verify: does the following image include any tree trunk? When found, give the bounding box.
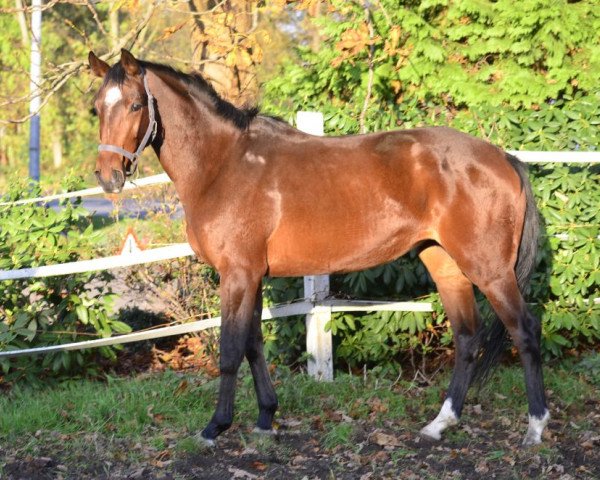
[0,126,7,167]
[14,0,29,48]
[189,0,259,106]
[52,130,63,169]
[109,6,120,50]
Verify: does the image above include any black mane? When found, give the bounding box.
[104,60,258,130]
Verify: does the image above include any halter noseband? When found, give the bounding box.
[97,70,158,177]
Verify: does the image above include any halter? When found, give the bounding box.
[97,70,158,177]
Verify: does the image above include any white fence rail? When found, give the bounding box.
[0,114,598,380]
[0,243,194,281]
[0,173,171,207]
[0,301,432,360]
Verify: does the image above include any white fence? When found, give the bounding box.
[0,113,598,381]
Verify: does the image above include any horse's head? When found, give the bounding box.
[89,49,157,193]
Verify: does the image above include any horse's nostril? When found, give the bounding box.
[111,169,124,184]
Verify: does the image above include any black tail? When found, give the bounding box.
[473,153,540,383]
[507,154,540,295]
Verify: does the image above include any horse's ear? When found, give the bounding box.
[120,49,141,76]
[88,51,110,78]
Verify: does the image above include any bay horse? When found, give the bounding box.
[88,49,549,446]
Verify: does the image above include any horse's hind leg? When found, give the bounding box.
[245,285,278,433]
[478,275,549,445]
[418,244,482,441]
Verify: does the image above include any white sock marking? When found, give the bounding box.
[420,398,459,440]
[523,410,550,446]
[194,432,216,447]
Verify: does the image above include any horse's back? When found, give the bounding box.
[195,124,524,277]
[259,126,520,276]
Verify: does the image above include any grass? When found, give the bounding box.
[0,365,415,447]
[0,362,598,479]
[0,370,213,438]
[0,361,595,443]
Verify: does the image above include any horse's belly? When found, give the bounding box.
[265,220,422,277]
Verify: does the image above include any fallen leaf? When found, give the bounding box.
[291,455,309,466]
[278,418,302,428]
[251,460,267,471]
[311,416,324,431]
[369,430,402,447]
[150,459,173,468]
[228,467,258,479]
[475,460,489,474]
[146,405,165,423]
[173,379,189,397]
[367,397,388,415]
[368,450,390,463]
[32,457,53,468]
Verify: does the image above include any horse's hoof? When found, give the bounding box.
[252,427,277,436]
[522,435,542,447]
[195,433,216,448]
[419,426,442,441]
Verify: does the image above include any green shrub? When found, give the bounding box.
[0,176,130,383]
[531,164,600,357]
[261,1,600,369]
[262,277,306,366]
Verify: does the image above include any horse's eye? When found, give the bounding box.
[131,103,143,112]
[90,107,98,117]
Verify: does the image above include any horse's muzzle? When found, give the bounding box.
[95,168,125,194]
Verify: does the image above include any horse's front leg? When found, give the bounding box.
[200,268,263,444]
[246,285,278,433]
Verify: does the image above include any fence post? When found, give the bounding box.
[304,276,333,381]
[296,111,333,381]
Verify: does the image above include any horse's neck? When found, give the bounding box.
[149,70,242,199]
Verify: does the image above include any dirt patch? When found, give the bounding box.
[169,412,600,480]
[2,403,598,480]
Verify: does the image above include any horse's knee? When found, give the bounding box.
[220,361,240,376]
[220,339,246,374]
[245,341,262,362]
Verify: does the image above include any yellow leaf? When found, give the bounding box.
[296,0,322,16]
[390,25,401,48]
[157,20,189,42]
[225,50,237,67]
[237,49,254,68]
[111,0,139,13]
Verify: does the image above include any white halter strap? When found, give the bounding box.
[97,70,158,177]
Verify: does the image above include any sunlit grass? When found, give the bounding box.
[0,361,597,452]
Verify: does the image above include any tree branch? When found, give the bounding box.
[359,2,375,134]
[0,0,158,124]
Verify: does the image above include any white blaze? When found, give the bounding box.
[104,86,122,107]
